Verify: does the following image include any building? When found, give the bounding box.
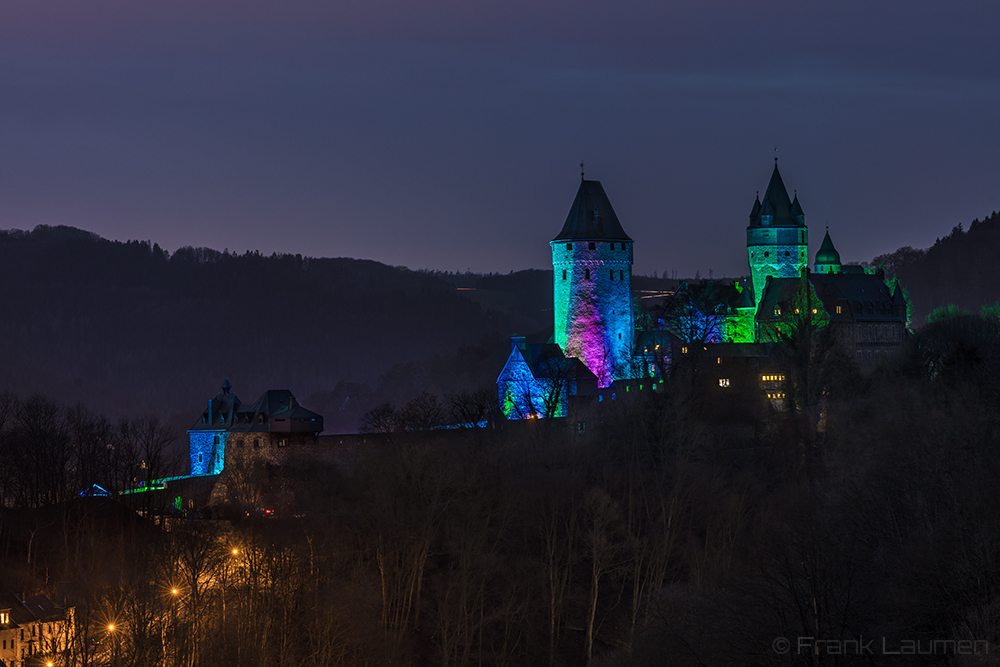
[0,594,74,667]
[498,162,908,419]
[188,379,323,476]
[497,337,598,418]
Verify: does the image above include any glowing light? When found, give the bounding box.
[232,548,239,555]
[107,624,115,632]
[171,588,179,595]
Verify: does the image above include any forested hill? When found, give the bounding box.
[0,226,534,431]
[874,209,1000,325]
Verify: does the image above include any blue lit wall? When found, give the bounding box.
[551,240,634,386]
[497,346,573,419]
[188,430,228,475]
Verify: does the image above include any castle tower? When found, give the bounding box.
[747,162,809,305]
[551,179,633,387]
[814,228,842,274]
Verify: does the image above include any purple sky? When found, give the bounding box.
[3,0,998,277]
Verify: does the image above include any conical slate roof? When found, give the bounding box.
[815,230,841,265]
[553,180,632,241]
[748,163,804,228]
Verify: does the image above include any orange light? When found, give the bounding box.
[107,624,115,632]
[232,548,239,555]
[171,589,178,595]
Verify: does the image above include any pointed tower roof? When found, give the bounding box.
[553,180,632,241]
[748,163,804,228]
[749,193,761,224]
[815,229,841,265]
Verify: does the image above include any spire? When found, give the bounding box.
[552,180,632,241]
[222,377,232,395]
[749,162,802,228]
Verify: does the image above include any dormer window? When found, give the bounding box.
[257,415,264,425]
[0,610,9,624]
[774,306,782,316]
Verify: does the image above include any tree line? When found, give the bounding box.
[5,306,1000,664]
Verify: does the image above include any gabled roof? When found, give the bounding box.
[748,163,805,229]
[553,180,632,241]
[228,389,323,433]
[815,230,842,265]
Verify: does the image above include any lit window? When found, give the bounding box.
[598,395,603,402]
[774,307,781,316]
[719,378,730,387]
[836,305,842,314]
[812,308,817,314]
[0,611,8,624]
[717,357,721,364]
[278,439,287,447]
[681,346,688,354]
[795,308,800,314]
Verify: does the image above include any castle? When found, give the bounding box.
[497,162,908,419]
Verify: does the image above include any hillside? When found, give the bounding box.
[0,226,535,432]
[873,210,1000,325]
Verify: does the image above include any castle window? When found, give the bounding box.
[213,435,220,445]
[254,438,261,448]
[836,305,842,314]
[611,243,616,250]
[785,251,790,256]
[278,439,287,447]
[562,269,566,280]
[257,415,264,424]
[237,439,244,448]
[717,357,721,364]
[719,378,730,387]
[619,270,623,280]
[610,269,614,280]
[774,306,781,316]
[585,268,590,280]
[566,243,572,250]
[618,333,622,340]
[589,242,596,250]
[0,611,8,624]
[764,251,770,258]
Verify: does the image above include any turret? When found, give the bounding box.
[551,179,633,387]
[746,161,809,305]
[814,228,842,274]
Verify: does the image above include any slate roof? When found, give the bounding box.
[748,163,805,229]
[190,381,323,433]
[227,389,323,434]
[815,230,842,265]
[758,273,907,324]
[553,180,632,241]
[519,343,599,382]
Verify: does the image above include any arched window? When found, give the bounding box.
[585,268,590,280]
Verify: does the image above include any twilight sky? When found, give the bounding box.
[2,1,998,277]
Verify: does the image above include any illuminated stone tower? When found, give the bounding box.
[747,161,809,305]
[551,179,634,387]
